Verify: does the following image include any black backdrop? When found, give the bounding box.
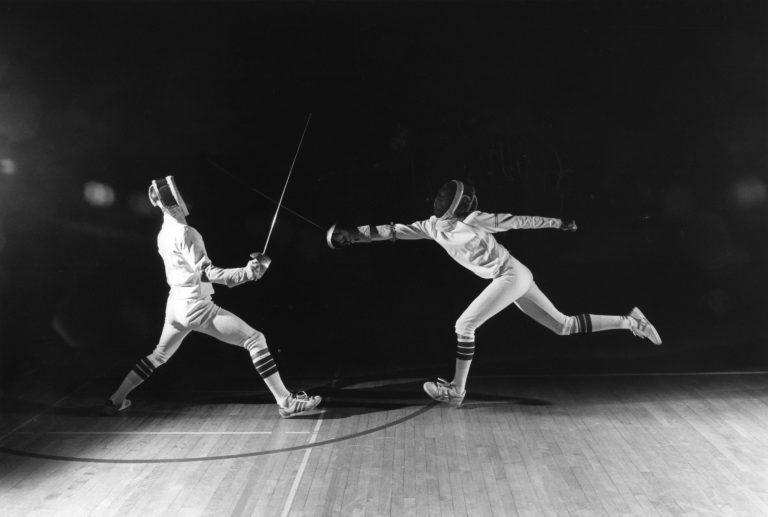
[0,0,766,393]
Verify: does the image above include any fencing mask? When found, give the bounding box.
[433,180,478,220]
[148,176,189,216]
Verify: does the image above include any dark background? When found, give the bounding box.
[0,0,766,396]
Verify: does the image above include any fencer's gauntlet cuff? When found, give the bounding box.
[357,223,397,242]
[355,225,373,243]
[244,265,258,282]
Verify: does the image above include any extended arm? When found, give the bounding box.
[327,220,431,249]
[467,212,576,233]
[356,221,430,242]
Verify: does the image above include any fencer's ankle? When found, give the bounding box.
[280,395,291,408]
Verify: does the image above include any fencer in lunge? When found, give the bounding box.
[327,179,661,407]
[103,176,321,418]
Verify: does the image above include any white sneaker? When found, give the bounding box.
[423,378,466,407]
[278,392,322,418]
[628,307,662,345]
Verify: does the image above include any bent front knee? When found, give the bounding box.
[454,324,476,341]
[243,332,267,353]
[146,352,169,367]
[455,315,480,339]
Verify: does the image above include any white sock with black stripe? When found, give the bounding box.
[251,347,291,406]
[132,357,156,380]
[110,356,158,404]
[571,314,632,334]
[452,335,475,394]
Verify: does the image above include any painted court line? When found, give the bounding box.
[14,431,274,436]
[280,411,325,517]
[13,431,310,436]
[0,403,436,464]
[280,368,340,517]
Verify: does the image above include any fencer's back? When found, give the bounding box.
[157,214,214,299]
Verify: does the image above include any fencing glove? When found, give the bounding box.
[246,252,271,280]
[326,224,362,249]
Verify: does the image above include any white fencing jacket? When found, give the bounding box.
[357,211,563,279]
[158,214,251,300]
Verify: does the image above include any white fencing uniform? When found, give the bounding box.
[149,213,267,368]
[349,205,658,402]
[357,211,575,339]
[105,176,324,417]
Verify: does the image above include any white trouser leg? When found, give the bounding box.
[516,282,631,335]
[514,281,573,335]
[455,270,533,339]
[110,322,190,404]
[452,270,533,393]
[196,303,290,405]
[148,322,191,365]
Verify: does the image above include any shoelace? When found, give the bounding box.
[433,378,459,394]
[630,317,649,338]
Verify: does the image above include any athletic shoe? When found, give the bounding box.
[628,307,662,345]
[423,378,466,407]
[101,398,131,416]
[278,392,322,418]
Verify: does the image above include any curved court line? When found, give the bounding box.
[0,402,437,464]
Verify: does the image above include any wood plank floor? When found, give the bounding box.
[2,373,768,516]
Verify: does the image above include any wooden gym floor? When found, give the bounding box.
[2,372,768,516]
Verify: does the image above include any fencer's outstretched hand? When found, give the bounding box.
[246,252,272,281]
[560,219,578,232]
[326,224,361,249]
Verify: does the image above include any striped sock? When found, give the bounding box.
[456,339,475,361]
[250,348,290,405]
[572,314,631,333]
[453,336,475,393]
[132,357,157,380]
[110,357,157,403]
[252,348,279,379]
[573,314,593,334]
